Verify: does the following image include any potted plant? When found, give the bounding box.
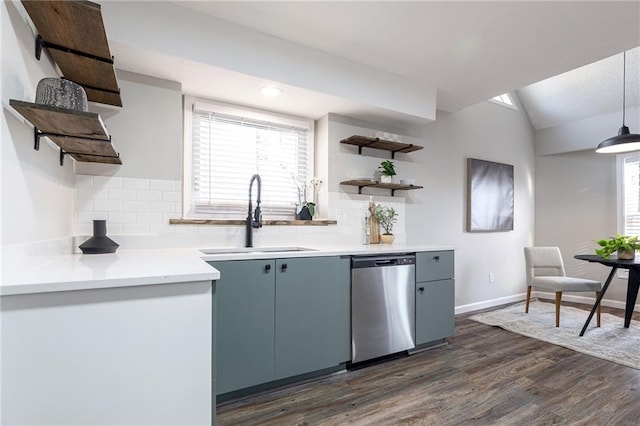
[595,234,640,260]
[378,160,396,183]
[373,205,398,244]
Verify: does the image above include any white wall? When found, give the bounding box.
[75,71,183,180]
[406,100,537,309]
[1,1,75,246]
[534,149,631,302]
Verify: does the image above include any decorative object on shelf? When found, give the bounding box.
[293,175,322,220]
[368,200,380,244]
[340,135,423,159]
[373,204,398,244]
[79,220,119,254]
[595,234,640,260]
[466,158,514,232]
[35,78,88,111]
[400,178,415,186]
[378,160,396,183]
[596,51,640,154]
[295,203,314,220]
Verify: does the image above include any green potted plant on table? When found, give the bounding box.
[378,160,396,183]
[373,205,398,244]
[595,234,640,260]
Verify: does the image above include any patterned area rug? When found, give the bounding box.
[469,299,640,370]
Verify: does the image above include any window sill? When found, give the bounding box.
[169,219,337,226]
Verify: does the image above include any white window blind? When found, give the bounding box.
[188,102,311,218]
[621,154,640,237]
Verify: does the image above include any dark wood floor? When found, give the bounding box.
[217,301,640,425]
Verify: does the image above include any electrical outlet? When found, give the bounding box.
[489,272,494,283]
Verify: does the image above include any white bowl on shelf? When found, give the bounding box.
[400,178,415,186]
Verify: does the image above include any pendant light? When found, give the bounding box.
[596,51,640,153]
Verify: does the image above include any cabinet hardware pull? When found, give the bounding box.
[281,263,288,272]
[264,264,271,272]
[433,255,440,261]
[419,287,425,292]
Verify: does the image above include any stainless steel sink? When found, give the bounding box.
[199,246,316,255]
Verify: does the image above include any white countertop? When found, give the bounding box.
[1,243,453,296]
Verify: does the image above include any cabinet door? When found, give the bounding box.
[274,256,350,379]
[211,260,275,394]
[415,279,455,345]
[416,251,454,282]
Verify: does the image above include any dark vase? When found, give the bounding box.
[79,220,119,254]
[296,205,313,221]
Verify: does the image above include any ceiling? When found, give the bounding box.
[112,1,640,129]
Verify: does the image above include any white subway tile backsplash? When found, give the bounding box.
[149,201,176,213]
[77,186,107,200]
[162,191,181,203]
[93,199,122,212]
[137,212,163,224]
[149,179,175,191]
[122,201,150,212]
[77,210,107,223]
[122,178,150,190]
[108,212,137,224]
[137,190,162,202]
[108,188,136,201]
[93,176,122,189]
[122,223,149,235]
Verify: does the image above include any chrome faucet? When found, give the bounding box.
[246,174,262,247]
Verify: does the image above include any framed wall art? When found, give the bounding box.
[466,158,514,232]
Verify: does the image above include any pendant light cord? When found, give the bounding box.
[623,51,626,126]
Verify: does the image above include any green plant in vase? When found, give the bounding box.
[595,234,640,259]
[378,160,396,183]
[373,205,398,244]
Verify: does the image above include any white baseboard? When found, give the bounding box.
[455,293,527,315]
[456,291,640,316]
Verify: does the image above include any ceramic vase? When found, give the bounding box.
[79,220,119,254]
[380,234,395,244]
[296,205,313,221]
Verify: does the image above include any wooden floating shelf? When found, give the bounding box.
[21,0,123,107]
[340,180,423,196]
[340,135,423,159]
[10,100,121,165]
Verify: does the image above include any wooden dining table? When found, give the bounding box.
[574,254,640,336]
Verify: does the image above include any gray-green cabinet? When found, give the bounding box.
[415,251,455,346]
[275,256,350,379]
[212,259,276,394]
[210,256,350,396]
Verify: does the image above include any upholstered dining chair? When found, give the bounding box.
[524,247,602,327]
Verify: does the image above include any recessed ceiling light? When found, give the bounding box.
[260,86,283,97]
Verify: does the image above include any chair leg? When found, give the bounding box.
[525,286,532,313]
[555,291,562,327]
[595,291,601,327]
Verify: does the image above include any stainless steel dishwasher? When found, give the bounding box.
[351,254,416,364]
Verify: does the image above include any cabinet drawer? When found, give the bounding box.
[416,250,454,282]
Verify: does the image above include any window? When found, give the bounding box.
[618,153,640,236]
[489,93,517,110]
[183,98,314,219]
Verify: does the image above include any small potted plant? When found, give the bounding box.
[378,160,396,183]
[373,205,398,244]
[595,234,640,260]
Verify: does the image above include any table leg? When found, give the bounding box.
[580,267,617,336]
[625,268,640,327]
